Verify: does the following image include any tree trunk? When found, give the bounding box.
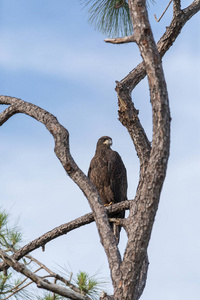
[110,0,171,298]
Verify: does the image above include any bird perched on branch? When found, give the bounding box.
[88,136,127,244]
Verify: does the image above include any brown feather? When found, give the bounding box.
[88,136,127,244]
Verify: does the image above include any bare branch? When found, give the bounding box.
[182,0,200,18]
[0,200,131,272]
[116,80,151,172]
[157,0,200,58]
[0,95,123,282]
[0,105,19,125]
[104,35,136,44]
[0,249,92,300]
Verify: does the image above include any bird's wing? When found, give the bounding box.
[108,150,127,204]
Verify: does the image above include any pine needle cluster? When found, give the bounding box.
[81,0,133,37]
[80,0,155,37]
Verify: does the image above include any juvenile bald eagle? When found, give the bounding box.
[88,136,127,244]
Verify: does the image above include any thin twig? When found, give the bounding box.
[0,249,92,300]
[2,267,42,300]
[154,0,173,22]
[2,280,33,300]
[53,278,57,300]
[105,34,135,44]
[26,254,84,294]
[114,0,125,9]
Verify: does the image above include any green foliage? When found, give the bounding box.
[0,271,34,300]
[8,230,22,247]
[75,270,105,299]
[0,211,9,230]
[0,272,12,294]
[0,209,34,300]
[0,209,22,250]
[81,0,133,37]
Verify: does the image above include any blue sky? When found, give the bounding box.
[0,1,200,299]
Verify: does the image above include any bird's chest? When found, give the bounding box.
[90,153,111,186]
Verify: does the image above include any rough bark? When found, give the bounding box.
[106,1,171,298]
[110,1,200,299]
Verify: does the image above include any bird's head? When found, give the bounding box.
[97,136,113,149]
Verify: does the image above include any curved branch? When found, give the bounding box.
[0,105,19,125]
[0,95,122,287]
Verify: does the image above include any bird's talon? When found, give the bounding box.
[104,202,113,207]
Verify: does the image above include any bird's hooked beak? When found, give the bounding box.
[103,138,112,147]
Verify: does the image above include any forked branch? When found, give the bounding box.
[120,0,200,92]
